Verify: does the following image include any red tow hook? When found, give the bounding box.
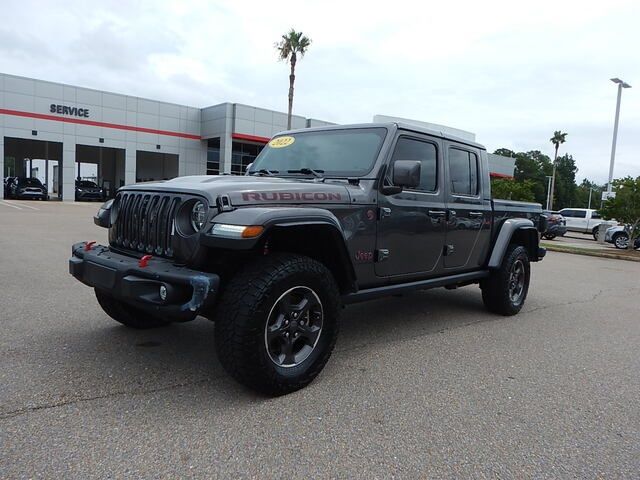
[139,254,153,268]
[84,241,96,251]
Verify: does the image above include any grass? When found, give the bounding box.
[541,241,640,262]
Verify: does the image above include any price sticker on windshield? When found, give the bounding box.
[268,136,295,148]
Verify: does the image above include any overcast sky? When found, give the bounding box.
[2,0,638,183]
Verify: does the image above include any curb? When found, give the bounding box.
[541,243,640,262]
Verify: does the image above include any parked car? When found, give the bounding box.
[557,208,606,240]
[7,177,49,200]
[75,180,105,201]
[604,225,640,249]
[70,122,547,395]
[541,210,567,240]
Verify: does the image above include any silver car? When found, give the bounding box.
[604,226,640,249]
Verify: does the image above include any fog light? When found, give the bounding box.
[159,285,167,301]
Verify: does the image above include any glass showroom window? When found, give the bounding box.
[231,142,265,175]
[207,138,221,175]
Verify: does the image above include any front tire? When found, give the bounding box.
[214,253,340,396]
[94,289,170,329]
[481,245,531,316]
[613,232,629,249]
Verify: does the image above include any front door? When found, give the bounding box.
[375,135,446,277]
[443,145,491,270]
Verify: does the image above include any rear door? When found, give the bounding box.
[375,134,446,277]
[443,144,491,270]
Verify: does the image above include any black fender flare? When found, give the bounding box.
[488,219,544,268]
[201,207,357,291]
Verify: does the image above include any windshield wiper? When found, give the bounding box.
[287,168,325,178]
[250,169,279,176]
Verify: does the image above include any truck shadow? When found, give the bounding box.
[43,286,498,405]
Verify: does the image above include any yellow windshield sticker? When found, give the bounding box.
[269,136,295,148]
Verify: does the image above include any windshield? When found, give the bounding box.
[18,178,44,187]
[249,127,387,177]
[77,181,98,188]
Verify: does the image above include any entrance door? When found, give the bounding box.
[375,135,446,277]
[443,145,491,270]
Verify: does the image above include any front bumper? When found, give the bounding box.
[76,191,104,200]
[16,191,48,200]
[69,242,220,321]
[546,224,567,236]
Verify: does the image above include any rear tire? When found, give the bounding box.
[592,226,599,241]
[214,253,340,396]
[95,289,170,329]
[481,245,530,316]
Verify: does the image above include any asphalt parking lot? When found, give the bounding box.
[1,200,639,478]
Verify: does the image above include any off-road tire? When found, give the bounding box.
[214,253,340,396]
[95,288,170,329]
[481,244,530,316]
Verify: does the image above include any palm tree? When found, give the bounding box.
[276,29,312,129]
[548,130,568,210]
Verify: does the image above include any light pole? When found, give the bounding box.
[608,78,632,193]
[545,175,552,210]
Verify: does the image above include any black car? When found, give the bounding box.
[8,177,49,200]
[541,210,567,240]
[75,180,105,201]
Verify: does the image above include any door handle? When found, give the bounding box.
[469,212,484,217]
[428,210,446,217]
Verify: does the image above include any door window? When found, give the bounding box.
[449,148,478,196]
[574,210,587,218]
[391,137,437,192]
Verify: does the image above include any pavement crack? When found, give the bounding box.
[0,377,214,420]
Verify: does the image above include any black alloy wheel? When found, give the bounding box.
[265,286,324,367]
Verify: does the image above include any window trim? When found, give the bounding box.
[448,146,480,198]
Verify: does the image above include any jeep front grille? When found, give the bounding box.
[110,192,181,258]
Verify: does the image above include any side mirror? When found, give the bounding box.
[93,199,114,228]
[393,160,421,189]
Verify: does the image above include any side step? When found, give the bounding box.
[342,271,490,305]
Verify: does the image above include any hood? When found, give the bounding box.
[121,175,352,207]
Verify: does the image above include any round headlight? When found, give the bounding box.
[190,201,206,231]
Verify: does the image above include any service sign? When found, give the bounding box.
[49,104,90,118]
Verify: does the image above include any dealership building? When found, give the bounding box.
[1,73,514,200]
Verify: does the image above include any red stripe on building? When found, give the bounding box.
[489,172,514,179]
[0,108,201,140]
[231,133,270,143]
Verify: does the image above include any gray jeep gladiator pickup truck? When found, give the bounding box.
[69,122,546,395]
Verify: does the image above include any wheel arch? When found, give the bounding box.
[488,218,542,268]
[206,207,358,294]
[263,222,357,295]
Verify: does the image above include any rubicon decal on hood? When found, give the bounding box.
[241,192,342,202]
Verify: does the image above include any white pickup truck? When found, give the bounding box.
[557,208,605,240]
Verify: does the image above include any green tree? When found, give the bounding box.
[491,178,536,202]
[513,150,552,206]
[276,29,312,129]
[549,130,568,210]
[493,148,516,158]
[574,179,604,209]
[553,154,578,209]
[599,176,640,250]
